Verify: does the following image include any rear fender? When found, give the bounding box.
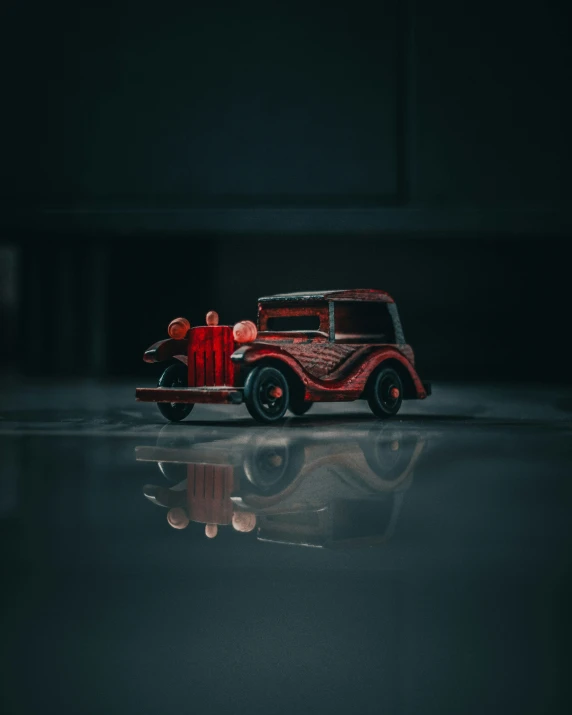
[143,338,188,364]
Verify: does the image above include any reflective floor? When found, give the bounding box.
[1,381,571,714]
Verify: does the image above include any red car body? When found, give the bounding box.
[136,289,431,423]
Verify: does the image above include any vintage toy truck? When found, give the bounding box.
[135,289,431,424]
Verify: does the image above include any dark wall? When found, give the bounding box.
[3,0,571,218]
[414,2,572,204]
[1,1,571,381]
[11,235,570,382]
[3,0,401,206]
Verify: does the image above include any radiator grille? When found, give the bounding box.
[187,326,235,387]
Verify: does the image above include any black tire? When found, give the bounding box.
[157,363,194,422]
[289,395,313,416]
[244,366,289,424]
[367,366,403,418]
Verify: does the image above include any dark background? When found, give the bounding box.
[1,0,571,381]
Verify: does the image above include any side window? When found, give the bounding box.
[334,302,396,343]
[266,315,320,331]
[259,303,330,334]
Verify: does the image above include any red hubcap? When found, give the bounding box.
[269,386,283,399]
[390,387,400,400]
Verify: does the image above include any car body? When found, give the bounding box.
[136,289,431,424]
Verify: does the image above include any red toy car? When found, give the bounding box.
[135,289,431,424]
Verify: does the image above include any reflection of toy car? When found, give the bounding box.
[135,289,431,424]
[136,424,426,548]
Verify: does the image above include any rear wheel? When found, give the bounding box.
[157,363,194,422]
[367,366,403,419]
[244,366,289,424]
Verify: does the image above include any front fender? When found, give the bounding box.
[143,338,188,364]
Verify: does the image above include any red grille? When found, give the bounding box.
[187,326,236,387]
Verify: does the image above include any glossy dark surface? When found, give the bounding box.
[1,381,571,715]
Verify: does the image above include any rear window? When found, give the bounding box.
[334,301,395,343]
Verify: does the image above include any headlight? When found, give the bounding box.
[168,317,190,340]
[233,320,257,343]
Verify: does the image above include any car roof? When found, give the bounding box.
[258,289,394,304]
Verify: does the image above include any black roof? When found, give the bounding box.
[258,289,394,304]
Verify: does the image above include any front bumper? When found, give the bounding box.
[135,386,243,405]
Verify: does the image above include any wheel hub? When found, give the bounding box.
[257,378,286,415]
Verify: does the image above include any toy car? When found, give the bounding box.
[135,289,431,424]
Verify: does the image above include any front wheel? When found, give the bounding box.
[367,366,403,419]
[244,366,289,424]
[157,363,194,422]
